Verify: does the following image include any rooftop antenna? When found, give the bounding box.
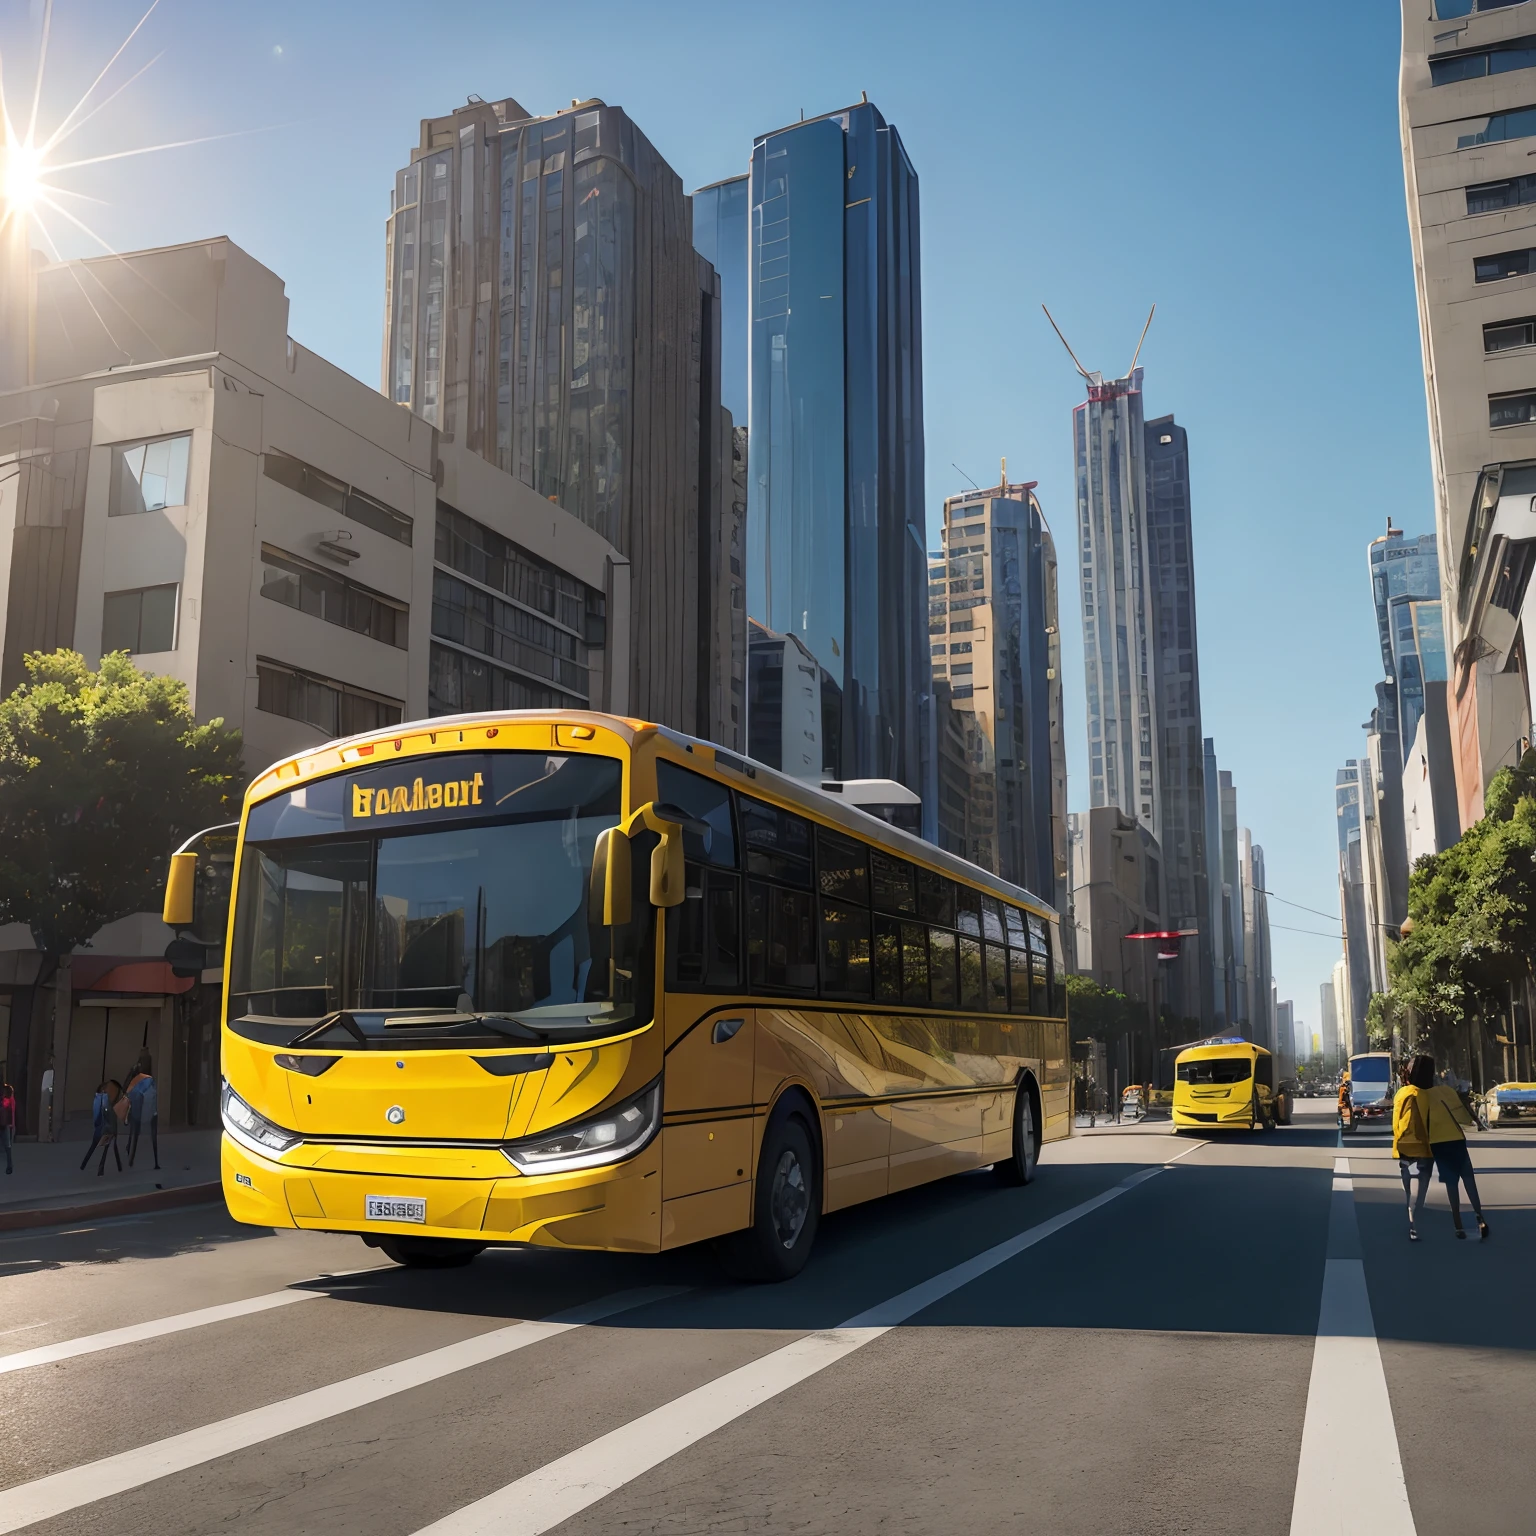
[1000,455,1007,488]
[1041,305,1092,381]
[1128,303,1156,376]
[951,462,981,492]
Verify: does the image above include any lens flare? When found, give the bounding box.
[2,137,43,217]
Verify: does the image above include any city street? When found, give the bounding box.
[0,1101,1531,1535]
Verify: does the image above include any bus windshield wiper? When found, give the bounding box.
[289,1011,370,1046]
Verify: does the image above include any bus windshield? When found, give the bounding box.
[1177,1056,1253,1085]
[228,751,650,1033]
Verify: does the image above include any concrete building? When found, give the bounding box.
[1319,979,1340,1067]
[382,95,742,749]
[0,236,635,1136]
[745,617,829,780]
[1400,9,1536,829]
[1240,830,1275,1053]
[929,472,1067,906]
[1277,999,1295,1063]
[746,99,931,820]
[1362,685,1411,968]
[1337,761,1372,1050]
[1068,806,1165,1014]
[1202,737,1230,1026]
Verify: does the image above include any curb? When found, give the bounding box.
[0,1182,223,1232]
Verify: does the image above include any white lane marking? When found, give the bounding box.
[0,1286,683,1532]
[1165,1139,1206,1164]
[411,1167,1166,1536]
[1288,1158,1416,1535]
[0,1262,392,1376]
[0,1291,322,1376]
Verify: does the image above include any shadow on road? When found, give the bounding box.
[0,1200,266,1275]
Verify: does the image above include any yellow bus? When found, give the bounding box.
[1171,1037,1279,1133]
[164,710,1071,1281]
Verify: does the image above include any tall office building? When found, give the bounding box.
[1144,414,1212,1021]
[1401,12,1536,829]
[1202,737,1229,1026]
[1370,526,1440,754]
[382,95,742,745]
[691,175,749,425]
[746,99,931,819]
[1070,356,1209,1019]
[928,473,1067,904]
[1319,978,1340,1067]
[1336,761,1371,1049]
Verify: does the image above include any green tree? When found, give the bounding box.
[0,650,243,1132]
[1387,752,1536,1072]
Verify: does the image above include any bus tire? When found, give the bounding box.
[996,1079,1039,1185]
[717,1102,821,1283]
[375,1236,485,1269]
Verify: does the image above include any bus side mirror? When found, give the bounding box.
[622,802,699,909]
[588,827,633,927]
[163,852,197,928]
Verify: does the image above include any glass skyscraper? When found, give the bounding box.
[1369,526,1444,762]
[746,100,930,817]
[692,175,748,425]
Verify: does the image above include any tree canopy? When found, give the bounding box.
[1387,751,1536,1046]
[0,650,244,954]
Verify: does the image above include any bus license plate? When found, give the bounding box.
[366,1195,426,1224]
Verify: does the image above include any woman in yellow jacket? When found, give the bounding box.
[1394,1054,1488,1241]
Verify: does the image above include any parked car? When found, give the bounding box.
[1485,1082,1536,1125]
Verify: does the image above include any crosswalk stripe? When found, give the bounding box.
[1288,1157,1416,1534]
[0,1285,683,1533]
[0,1290,324,1376]
[410,1165,1167,1535]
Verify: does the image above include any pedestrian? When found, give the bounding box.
[1396,1053,1489,1241]
[124,1052,159,1170]
[1392,1060,1433,1241]
[78,1079,124,1176]
[1337,1071,1351,1131]
[0,1077,15,1174]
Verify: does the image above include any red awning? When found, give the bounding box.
[74,959,193,996]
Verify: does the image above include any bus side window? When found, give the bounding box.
[1256,1055,1274,1090]
[668,866,741,990]
[655,761,737,867]
[929,928,958,1005]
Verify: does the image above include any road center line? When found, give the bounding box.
[410,1164,1168,1536]
[0,1285,684,1533]
[1288,1156,1416,1535]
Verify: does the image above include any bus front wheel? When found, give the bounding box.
[717,1104,821,1283]
[375,1236,485,1269]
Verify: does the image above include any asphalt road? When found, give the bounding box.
[0,1100,1532,1536]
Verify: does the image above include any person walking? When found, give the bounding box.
[0,1078,15,1174]
[124,1053,159,1170]
[1396,1054,1489,1241]
[79,1080,125,1176]
[1392,1060,1433,1241]
[1337,1071,1351,1132]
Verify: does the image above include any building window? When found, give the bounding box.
[102,584,177,654]
[1458,106,1536,150]
[1485,316,1536,352]
[432,572,589,697]
[262,450,413,545]
[1475,247,1536,283]
[109,435,190,517]
[259,545,408,648]
[1432,35,1536,85]
[256,659,402,737]
[1490,390,1536,428]
[1467,173,1536,215]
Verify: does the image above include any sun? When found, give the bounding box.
[2,136,44,219]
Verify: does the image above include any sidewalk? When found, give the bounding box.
[0,1128,224,1230]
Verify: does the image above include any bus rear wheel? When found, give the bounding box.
[375,1236,485,1269]
[717,1105,821,1283]
[996,1081,1039,1185]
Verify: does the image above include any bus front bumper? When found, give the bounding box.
[221,1134,663,1252]
[1171,1103,1255,1127]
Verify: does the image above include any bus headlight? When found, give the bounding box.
[221,1082,302,1158]
[502,1079,661,1174]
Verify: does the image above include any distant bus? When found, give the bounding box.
[1171,1037,1281,1133]
[163,710,1072,1281]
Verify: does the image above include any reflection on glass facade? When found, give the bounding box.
[928,479,1066,907]
[384,97,739,741]
[747,101,930,819]
[692,175,748,425]
[1369,527,1442,763]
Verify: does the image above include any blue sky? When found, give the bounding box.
[5,0,1423,1020]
